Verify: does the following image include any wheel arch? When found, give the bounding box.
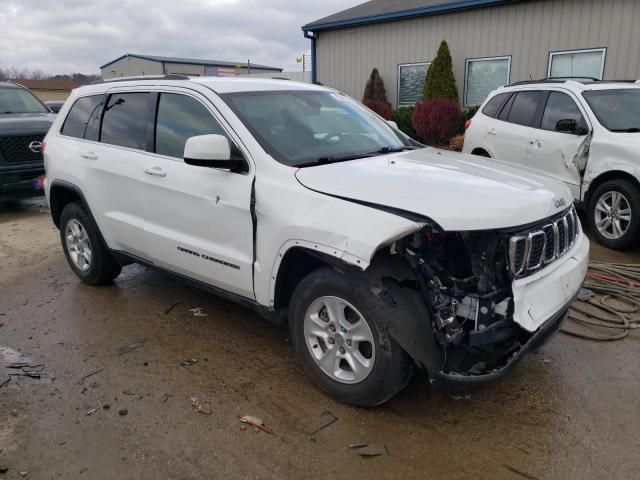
[583,170,640,206]
[470,147,492,158]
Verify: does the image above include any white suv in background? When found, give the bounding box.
[44,75,588,406]
[463,80,640,249]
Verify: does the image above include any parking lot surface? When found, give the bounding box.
[1,197,639,480]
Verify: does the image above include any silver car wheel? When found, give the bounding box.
[65,218,92,272]
[303,296,375,384]
[595,191,632,240]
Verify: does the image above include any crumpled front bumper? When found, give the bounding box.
[432,232,589,388]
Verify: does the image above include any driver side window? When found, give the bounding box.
[155,93,242,159]
[541,92,587,133]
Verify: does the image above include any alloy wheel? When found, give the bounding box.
[594,191,632,240]
[65,218,92,272]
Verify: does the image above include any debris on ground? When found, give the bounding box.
[19,471,29,477]
[305,411,338,436]
[450,393,471,400]
[118,409,128,416]
[123,390,143,400]
[78,367,103,384]
[188,308,207,317]
[6,363,47,379]
[180,358,197,367]
[238,415,272,434]
[577,288,594,302]
[0,465,8,474]
[0,376,10,388]
[117,339,145,356]
[350,443,388,457]
[191,397,212,415]
[161,393,173,404]
[542,357,552,364]
[86,407,98,416]
[164,301,182,315]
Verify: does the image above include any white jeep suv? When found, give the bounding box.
[463,79,640,249]
[44,76,588,406]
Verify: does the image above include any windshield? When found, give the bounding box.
[583,89,640,132]
[0,87,49,114]
[221,90,416,167]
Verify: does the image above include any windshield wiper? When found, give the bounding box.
[296,145,419,168]
[611,127,640,132]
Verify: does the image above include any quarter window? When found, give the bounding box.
[100,93,150,150]
[464,56,511,107]
[541,92,587,132]
[397,62,430,107]
[506,91,545,127]
[482,92,511,118]
[548,48,606,80]
[61,95,103,140]
[155,93,229,159]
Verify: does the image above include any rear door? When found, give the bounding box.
[527,91,589,197]
[141,89,255,298]
[59,91,150,258]
[485,91,546,167]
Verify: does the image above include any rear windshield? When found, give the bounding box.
[583,89,640,132]
[0,87,49,114]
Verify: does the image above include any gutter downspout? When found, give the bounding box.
[303,30,317,84]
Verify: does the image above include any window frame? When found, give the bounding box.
[539,90,589,134]
[98,91,154,151]
[59,93,106,141]
[396,61,431,107]
[500,90,547,128]
[463,55,512,108]
[547,47,607,80]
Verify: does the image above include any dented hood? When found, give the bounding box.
[295,148,573,231]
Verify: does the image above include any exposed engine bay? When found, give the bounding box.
[392,226,534,377]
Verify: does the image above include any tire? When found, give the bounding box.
[59,202,122,285]
[588,179,640,249]
[289,267,412,407]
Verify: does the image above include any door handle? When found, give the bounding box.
[144,166,167,177]
[529,140,542,147]
[488,129,497,136]
[81,151,98,160]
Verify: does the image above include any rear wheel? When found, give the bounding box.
[588,180,640,249]
[289,267,412,406]
[60,202,122,284]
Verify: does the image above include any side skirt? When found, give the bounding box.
[111,250,283,324]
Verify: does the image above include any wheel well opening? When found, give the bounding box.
[50,185,81,228]
[273,248,328,310]
[585,171,640,205]
[471,148,491,158]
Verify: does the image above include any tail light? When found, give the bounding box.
[464,119,472,130]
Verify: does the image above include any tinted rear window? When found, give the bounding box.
[61,95,103,140]
[507,91,545,127]
[100,93,149,150]
[482,92,511,118]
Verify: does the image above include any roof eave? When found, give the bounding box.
[302,0,512,32]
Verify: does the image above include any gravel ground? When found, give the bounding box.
[0,196,638,480]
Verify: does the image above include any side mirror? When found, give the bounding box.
[183,134,246,171]
[556,119,588,136]
[387,120,398,129]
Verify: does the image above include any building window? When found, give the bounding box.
[397,62,430,107]
[464,56,511,107]
[548,48,606,80]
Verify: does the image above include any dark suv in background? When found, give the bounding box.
[0,81,55,198]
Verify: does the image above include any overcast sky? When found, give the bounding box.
[0,0,362,75]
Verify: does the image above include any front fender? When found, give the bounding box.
[582,145,640,201]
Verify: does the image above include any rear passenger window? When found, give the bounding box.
[506,91,545,127]
[155,93,229,159]
[541,92,587,132]
[61,95,103,140]
[100,93,149,150]
[482,92,511,118]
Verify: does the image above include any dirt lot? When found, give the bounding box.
[1,197,639,480]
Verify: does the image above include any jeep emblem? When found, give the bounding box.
[554,198,567,209]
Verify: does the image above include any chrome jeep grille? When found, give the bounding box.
[508,206,580,278]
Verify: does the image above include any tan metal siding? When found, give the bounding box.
[314,0,640,108]
[101,57,163,78]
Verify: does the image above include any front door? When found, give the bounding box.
[141,91,255,299]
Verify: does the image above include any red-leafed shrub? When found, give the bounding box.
[411,99,462,145]
[363,99,393,120]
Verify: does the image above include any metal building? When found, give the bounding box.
[100,53,282,79]
[302,0,640,108]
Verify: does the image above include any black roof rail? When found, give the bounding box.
[507,76,640,87]
[90,74,190,85]
[270,77,291,80]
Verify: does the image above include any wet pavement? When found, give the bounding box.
[0,197,639,479]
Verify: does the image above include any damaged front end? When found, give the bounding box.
[390,213,579,386]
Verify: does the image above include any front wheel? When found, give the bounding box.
[588,180,640,249]
[289,267,412,407]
